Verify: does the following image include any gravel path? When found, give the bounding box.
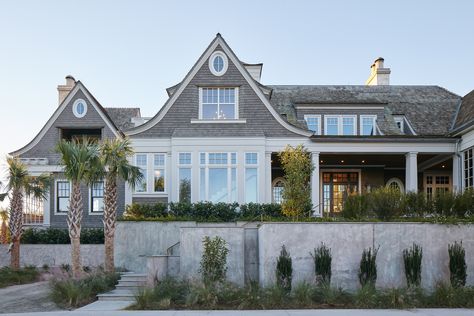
[0,281,62,314]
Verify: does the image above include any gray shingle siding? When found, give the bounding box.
[131,46,301,138]
[18,89,117,164]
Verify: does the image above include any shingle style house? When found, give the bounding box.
[10,34,474,227]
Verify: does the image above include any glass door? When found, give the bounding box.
[322,172,359,216]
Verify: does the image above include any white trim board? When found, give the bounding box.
[125,35,311,137]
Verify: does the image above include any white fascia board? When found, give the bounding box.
[171,137,266,147]
[304,142,456,154]
[460,130,474,151]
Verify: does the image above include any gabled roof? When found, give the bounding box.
[265,85,461,136]
[10,81,124,156]
[452,89,474,134]
[126,34,311,137]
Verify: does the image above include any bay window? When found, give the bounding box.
[199,152,237,203]
[200,88,238,120]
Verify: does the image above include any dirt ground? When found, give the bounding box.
[0,281,62,314]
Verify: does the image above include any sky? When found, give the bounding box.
[0,0,473,203]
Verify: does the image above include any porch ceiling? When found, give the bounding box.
[318,154,453,169]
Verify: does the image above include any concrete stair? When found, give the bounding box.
[97,273,147,301]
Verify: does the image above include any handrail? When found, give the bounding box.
[166,241,180,255]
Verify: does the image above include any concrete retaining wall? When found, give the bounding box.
[258,223,474,290]
[0,244,104,267]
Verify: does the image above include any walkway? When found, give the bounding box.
[2,309,474,316]
[0,281,62,314]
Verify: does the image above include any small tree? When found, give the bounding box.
[311,242,332,286]
[448,241,467,288]
[0,209,9,244]
[403,243,423,287]
[278,145,314,219]
[358,246,379,287]
[199,236,229,286]
[276,245,293,292]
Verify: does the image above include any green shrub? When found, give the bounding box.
[168,202,192,217]
[403,243,423,287]
[0,266,39,288]
[433,191,455,216]
[199,236,229,285]
[125,203,168,218]
[342,194,369,219]
[20,228,103,244]
[358,247,379,287]
[312,285,353,307]
[240,203,282,219]
[428,282,474,308]
[448,241,467,288]
[402,192,431,217]
[292,282,313,306]
[133,278,190,309]
[453,188,474,218]
[50,272,119,308]
[311,242,332,285]
[354,284,378,308]
[368,187,402,220]
[276,245,293,292]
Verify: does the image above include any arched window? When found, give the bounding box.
[386,177,404,192]
[272,178,285,204]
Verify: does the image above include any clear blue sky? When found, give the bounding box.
[0,0,473,196]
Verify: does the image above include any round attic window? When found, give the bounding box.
[209,51,228,76]
[73,99,87,118]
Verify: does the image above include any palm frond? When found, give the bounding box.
[100,138,142,187]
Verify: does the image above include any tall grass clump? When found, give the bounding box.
[311,242,332,285]
[358,247,379,287]
[0,266,39,288]
[448,241,467,288]
[199,236,229,286]
[276,245,293,293]
[403,243,423,287]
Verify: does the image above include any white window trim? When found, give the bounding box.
[199,152,238,203]
[133,153,167,195]
[324,115,357,136]
[386,177,404,192]
[89,180,105,215]
[198,87,239,120]
[208,51,228,76]
[394,116,405,133]
[72,98,87,118]
[360,115,377,136]
[177,152,192,202]
[54,179,71,215]
[304,115,322,135]
[244,152,259,203]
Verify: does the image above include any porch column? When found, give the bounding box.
[265,151,272,203]
[405,152,418,192]
[452,154,462,193]
[311,152,320,216]
[42,192,50,227]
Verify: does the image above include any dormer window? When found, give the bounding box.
[199,87,238,120]
[304,115,321,135]
[393,115,416,135]
[360,115,377,135]
[324,115,357,136]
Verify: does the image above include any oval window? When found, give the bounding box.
[73,99,88,118]
[209,51,228,76]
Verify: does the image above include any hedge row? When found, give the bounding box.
[20,228,104,244]
[123,202,283,221]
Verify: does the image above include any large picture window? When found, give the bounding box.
[135,154,147,192]
[178,153,192,203]
[245,152,258,203]
[200,88,237,120]
[199,152,237,203]
[465,148,473,188]
[91,181,104,213]
[56,181,70,213]
[154,154,165,192]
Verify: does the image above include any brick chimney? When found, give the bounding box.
[365,57,391,86]
[57,75,76,105]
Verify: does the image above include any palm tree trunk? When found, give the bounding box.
[68,182,83,278]
[1,221,8,244]
[104,179,117,273]
[9,189,23,269]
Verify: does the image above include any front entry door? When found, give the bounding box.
[322,172,359,215]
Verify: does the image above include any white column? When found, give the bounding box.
[452,154,462,193]
[405,152,418,192]
[42,192,50,226]
[311,152,320,216]
[265,151,272,203]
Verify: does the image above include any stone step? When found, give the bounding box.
[116,283,145,290]
[117,280,147,286]
[97,290,137,301]
[119,274,147,282]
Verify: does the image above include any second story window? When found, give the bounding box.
[304,115,321,135]
[360,115,377,136]
[324,115,356,136]
[200,88,238,120]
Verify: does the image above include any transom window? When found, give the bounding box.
[91,181,104,213]
[304,115,321,135]
[360,115,377,136]
[464,148,473,188]
[245,153,258,165]
[324,115,357,136]
[56,181,70,213]
[200,88,238,120]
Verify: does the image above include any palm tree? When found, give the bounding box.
[100,138,142,272]
[0,209,9,244]
[2,158,49,268]
[56,139,101,278]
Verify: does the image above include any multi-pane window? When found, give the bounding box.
[91,181,104,213]
[425,174,451,200]
[464,148,473,188]
[136,154,147,192]
[245,153,258,165]
[178,153,192,203]
[272,179,285,204]
[245,152,258,203]
[56,181,70,213]
[154,154,165,192]
[324,116,356,136]
[200,88,237,120]
[199,152,237,203]
[304,115,321,134]
[23,181,44,224]
[360,115,377,136]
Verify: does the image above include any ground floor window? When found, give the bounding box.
[424,174,450,200]
[465,148,473,188]
[91,181,104,213]
[386,177,404,192]
[23,192,43,225]
[272,178,285,204]
[179,168,191,203]
[199,152,237,203]
[56,181,70,213]
[322,172,359,215]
